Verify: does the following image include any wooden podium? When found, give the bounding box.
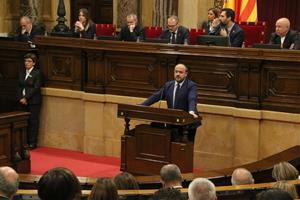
[118,104,201,175]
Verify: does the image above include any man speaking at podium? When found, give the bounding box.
[141,63,200,142]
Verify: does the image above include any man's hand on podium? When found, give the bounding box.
[189,111,198,118]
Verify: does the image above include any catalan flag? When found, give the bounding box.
[223,0,241,22]
[223,0,257,22]
[239,0,257,22]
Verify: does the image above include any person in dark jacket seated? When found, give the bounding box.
[117,14,145,42]
[15,16,44,42]
[74,8,96,39]
[219,8,244,47]
[202,8,220,35]
[269,18,299,49]
[160,15,189,44]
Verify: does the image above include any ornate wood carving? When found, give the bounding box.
[1,37,300,113]
[214,0,224,9]
[0,112,30,173]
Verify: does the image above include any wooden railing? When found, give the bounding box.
[16,179,300,200]
[18,145,300,190]
[1,37,300,113]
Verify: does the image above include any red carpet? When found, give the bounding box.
[30,147,121,178]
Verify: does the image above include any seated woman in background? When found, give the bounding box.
[74,8,96,39]
[202,8,220,34]
[88,178,119,200]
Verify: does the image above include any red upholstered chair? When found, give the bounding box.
[239,21,268,47]
[145,26,163,38]
[96,24,116,36]
[189,28,206,45]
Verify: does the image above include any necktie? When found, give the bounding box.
[25,70,30,80]
[173,83,180,108]
[171,32,176,44]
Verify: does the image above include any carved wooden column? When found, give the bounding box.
[117,0,141,27]
[214,0,224,8]
[153,0,178,27]
[20,0,43,24]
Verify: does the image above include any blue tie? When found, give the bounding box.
[173,83,180,108]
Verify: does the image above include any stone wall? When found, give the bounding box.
[39,88,300,171]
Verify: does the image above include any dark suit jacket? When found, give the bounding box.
[117,25,145,41]
[160,26,190,44]
[294,34,300,50]
[17,67,42,105]
[142,79,198,114]
[15,24,44,42]
[74,21,96,39]
[229,23,244,47]
[269,29,299,49]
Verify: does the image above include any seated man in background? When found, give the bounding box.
[0,166,19,200]
[15,16,44,42]
[219,8,244,47]
[160,15,189,44]
[269,18,298,49]
[188,178,217,200]
[231,168,254,185]
[117,14,145,42]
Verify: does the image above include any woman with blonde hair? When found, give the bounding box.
[272,161,299,181]
[273,181,299,199]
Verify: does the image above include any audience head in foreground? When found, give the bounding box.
[272,161,299,181]
[188,178,217,200]
[88,178,118,200]
[160,164,182,189]
[113,172,139,190]
[151,188,186,200]
[269,18,299,49]
[231,168,254,185]
[37,167,82,200]
[0,166,19,200]
[273,181,299,199]
[256,188,293,200]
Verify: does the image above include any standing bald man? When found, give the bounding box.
[269,18,298,49]
[0,167,19,200]
[142,63,200,142]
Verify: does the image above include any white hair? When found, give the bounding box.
[188,178,216,200]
